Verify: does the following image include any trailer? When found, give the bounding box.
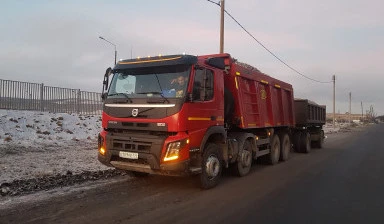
[97,53,326,189]
[293,99,326,152]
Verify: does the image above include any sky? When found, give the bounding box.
[0,0,383,115]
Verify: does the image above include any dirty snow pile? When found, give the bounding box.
[0,109,124,196]
[0,109,101,145]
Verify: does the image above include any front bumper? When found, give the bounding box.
[98,130,201,176]
[98,151,199,176]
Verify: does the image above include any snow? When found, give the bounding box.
[0,109,111,184]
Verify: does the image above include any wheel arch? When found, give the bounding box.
[200,126,226,153]
[227,132,256,162]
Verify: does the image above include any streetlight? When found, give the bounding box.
[99,36,117,65]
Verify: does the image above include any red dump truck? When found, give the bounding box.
[98,53,326,189]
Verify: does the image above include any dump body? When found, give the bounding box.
[224,60,295,129]
[294,99,326,127]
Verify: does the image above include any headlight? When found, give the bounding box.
[98,134,106,155]
[99,147,106,155]
[163,139,189,162]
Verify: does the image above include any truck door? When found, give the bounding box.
[184,66,224,145]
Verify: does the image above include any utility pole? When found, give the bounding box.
[115,50,117,65]
[219,0,225,53]
[349,92,351,124]
[333,75,336,128]
[361,101,363,121]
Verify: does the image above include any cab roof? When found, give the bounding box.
[114,54,198,70]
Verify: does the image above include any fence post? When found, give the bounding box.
[0,80,3,109]
[40,83,44,111]
[77,89,81,114]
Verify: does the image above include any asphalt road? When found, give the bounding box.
[1,124,384,224]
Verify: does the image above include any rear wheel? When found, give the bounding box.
[314,130,324,148]
[200,143,222,189]
[232,139,253,177]
[279,133,291,161]
[293,132,302,152]
[268,134,280,165]
[301,132,311,153]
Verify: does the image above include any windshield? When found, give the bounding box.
[107,65,191,99]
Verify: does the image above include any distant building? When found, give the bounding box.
[326,113,363,122]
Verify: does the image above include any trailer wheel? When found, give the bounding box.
[279,133,291,161]
[293,132,302,152]
[200,143,222,189]
[232,139,253,177]
[268,135,280,165]
[301,132,311,153]
[314,130,324,148]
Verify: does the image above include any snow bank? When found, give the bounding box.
[0,109,110,184]
[0,110,101,146]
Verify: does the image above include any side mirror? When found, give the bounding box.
[101,92,108,101]
[102,67,112,95]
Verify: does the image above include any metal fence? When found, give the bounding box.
[0,79,102,115]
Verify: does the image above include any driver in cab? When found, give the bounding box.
[170,75,187,98]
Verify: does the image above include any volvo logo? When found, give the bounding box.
[132,108,139,117]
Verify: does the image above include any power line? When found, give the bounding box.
[206,0,332,84]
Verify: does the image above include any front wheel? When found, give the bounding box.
[200,143,222,189]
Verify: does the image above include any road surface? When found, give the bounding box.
[1,124,383,224]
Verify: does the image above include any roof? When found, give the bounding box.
[114,54,198,70]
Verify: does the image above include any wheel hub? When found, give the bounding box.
[273,141,280,160]
[205,155,220,178]
[241,150,252,167]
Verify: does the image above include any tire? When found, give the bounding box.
[279,133,291,161]
[200,143,223,189]
[300,132,311,153]
[268,134,280,165]
[232,139,253,177]
[314,130,324,149]
[293,132,302,152]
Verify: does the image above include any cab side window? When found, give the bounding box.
[193,68,214,101]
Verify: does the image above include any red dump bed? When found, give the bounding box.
[224,60,295,129]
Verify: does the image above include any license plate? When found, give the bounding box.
[119,151,138,159]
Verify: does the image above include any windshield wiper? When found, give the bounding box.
[136,91,170,103]
[107,93,133,103]
[155,74,169,103]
